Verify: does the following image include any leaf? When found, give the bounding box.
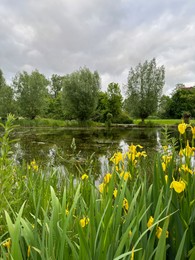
[175,228,188,260]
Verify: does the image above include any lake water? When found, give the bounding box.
[11,126,178,177]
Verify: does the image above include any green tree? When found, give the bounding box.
[126,58,165,121]
[0,69,6,89]
[167,86,195,118]
[50,74,63,98]
[94,91,109,122]
[0,69,15,118]
[157,95,172,118]
[62,67,100,121]
[13,70,49,119]
[46,74,64,119]
[107,82,123,120]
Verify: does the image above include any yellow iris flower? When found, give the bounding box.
[104,173,112,184]
[81,173,88,180]
[3,238,11,249]
[123,198,129,211]
[191,126,195,138]
[99,183,105,193]
[170,180,186,193]
[156,226,169,239]
[80,217,90,228]
[178,123,187,135]
[147,216,154,229]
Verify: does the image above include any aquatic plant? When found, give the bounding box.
[0,117,194,259]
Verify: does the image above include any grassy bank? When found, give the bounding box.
[12,117,104,128]
[0,115,195,259]
[134,118,195,126]
[12,117,195,128]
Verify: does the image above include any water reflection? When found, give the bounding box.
[11,127,178,175]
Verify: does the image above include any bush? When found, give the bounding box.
[112,112,133,124]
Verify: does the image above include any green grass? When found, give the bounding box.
[13,117,195,129]
[134,118,195,126]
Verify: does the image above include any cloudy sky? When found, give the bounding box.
[0,0,195,95]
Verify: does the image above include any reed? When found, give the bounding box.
[0,115,194,259]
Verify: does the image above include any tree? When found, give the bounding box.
[107,82,123,120]
[94,91,109,122]
[126,58,165,121]
[62,67,100,121]
[157,95,172,118]
[13,70,49,119]
[167,86,195,118]
[45,74,64,119]
[0,69,15,118]
[0,69,6,89]
[50,74,63,98]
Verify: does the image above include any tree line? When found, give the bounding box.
[0,58,194,123]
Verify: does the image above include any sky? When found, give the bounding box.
[0,0,195,95]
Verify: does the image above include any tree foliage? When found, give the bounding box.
[157,95,172,118]
[107,82,123,119]
[167,86,195,118]
[13,70,49,119]
[62,67,100,121]
[45,74,64,119]
[126,58,165,121]
[0,69,6,89]
[0,69,15,118]
[95,91,109,122]
[50,74,63,98]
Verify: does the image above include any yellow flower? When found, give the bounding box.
[180,164,193,175]
[3,238,11,249]
[129,143,137,154]
[162,155,172,164]
[162,145,168,152]
[66,209,69,216]
[120,171,131,181]
[125,144,147,165]
[113,188,118,198]
[178,122,187,135]
[28,159,39,171]
[104,173,112,184]
[80,217,90,228]
[191,126,195,138]
[27,245,31,258]
[147,216,154,229]
[162,162,166,171]
[180,140,194,157]
[110,152,123,165]
[170,180,186,193]
[136,151,147,158]
[123,198,129,212]
[165,175,168,183]
[99,183,105,193]
[156,226,169,239]
[81,173,88,180]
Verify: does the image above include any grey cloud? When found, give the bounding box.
[0,0,195,93]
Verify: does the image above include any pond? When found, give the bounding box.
[10,126,178,177]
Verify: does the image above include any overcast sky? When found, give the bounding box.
[0,0,195,95]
